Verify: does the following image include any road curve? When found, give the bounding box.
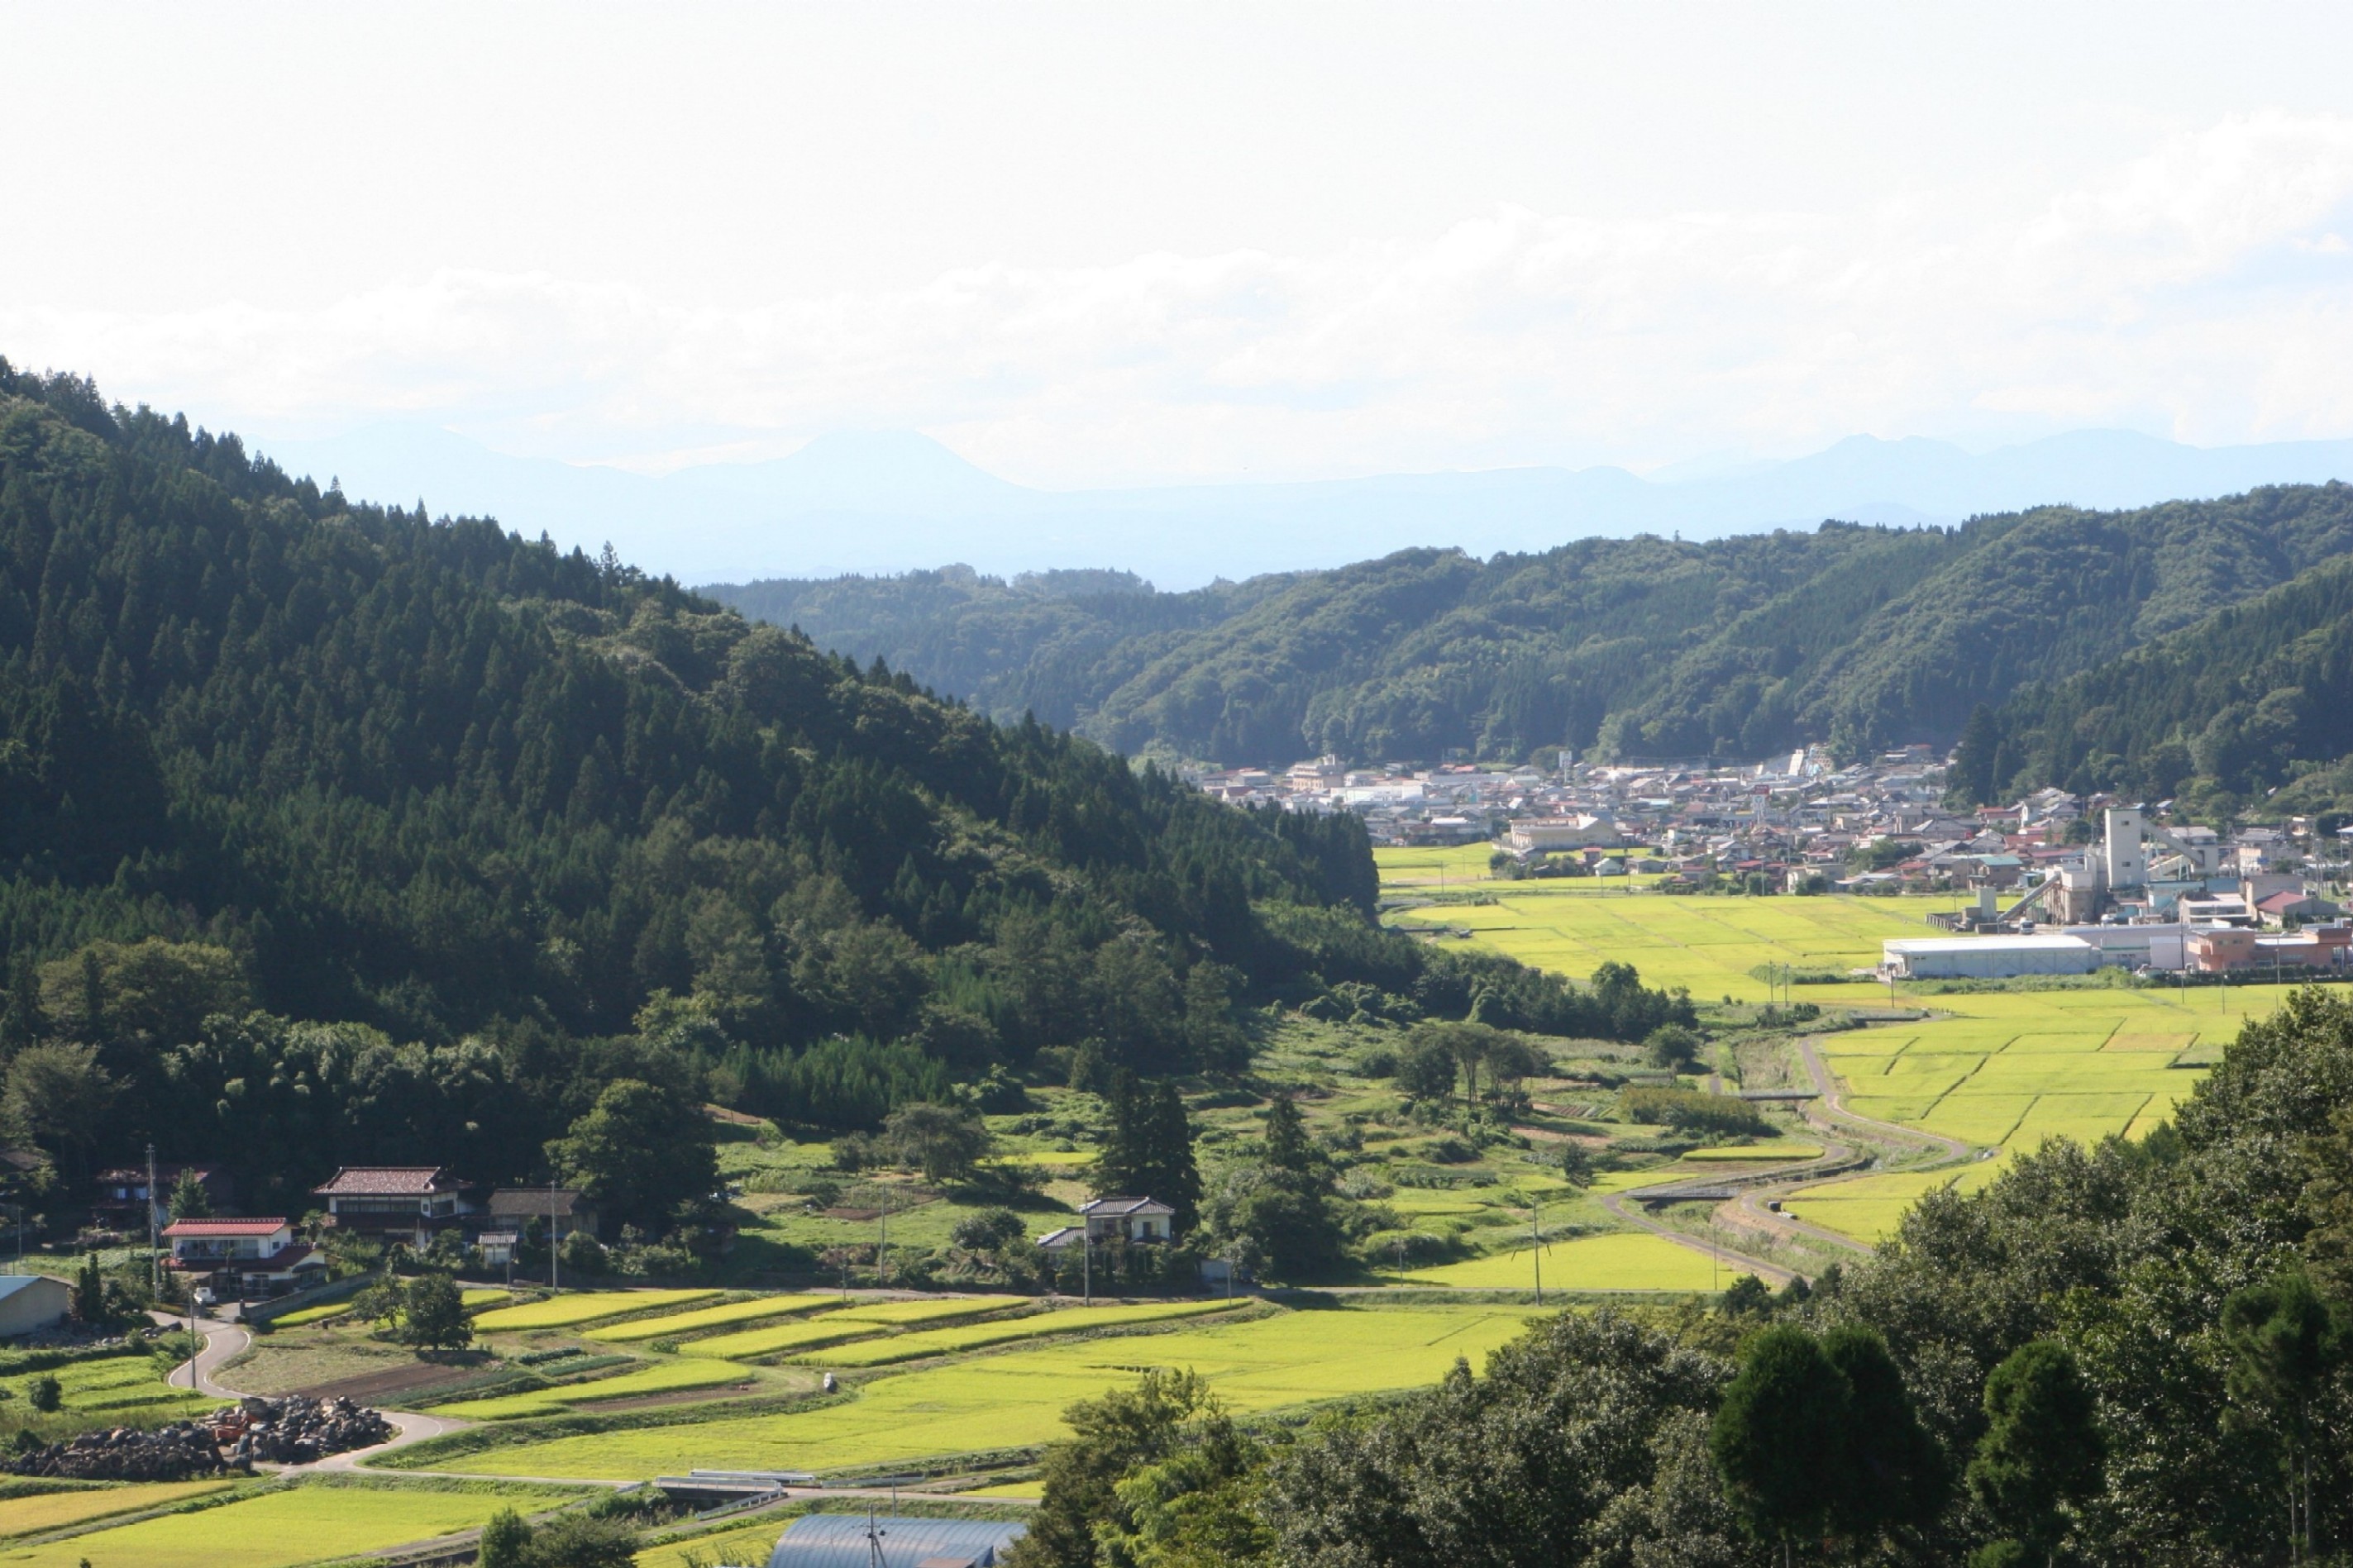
[149,1311,474,1470]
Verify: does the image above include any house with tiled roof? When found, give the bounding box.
[312,1166,474,1250]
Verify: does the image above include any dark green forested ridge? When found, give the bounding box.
[709,484,2353,766]
[0,361,1663,1218]
[1949,548,2353,823]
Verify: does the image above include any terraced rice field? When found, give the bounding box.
[430,1360,754,1419]
[0,1480,241,1539]
[826,1294,1029,1327]
[682,1317,890,1361]
[1681,1141,1824,1162]
[438,1304,1542,1481]
[1388,1230,1739,1290]
[471,1289,720,1332]
[584,1294,839,1342]
[804,1299,1246,1367]
[0,1351,215,1424]
[263,1303,351,1328]
[0,1479,575,1568]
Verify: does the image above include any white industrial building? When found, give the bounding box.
[1506,813,1620,852]
[1882,933,2102,979]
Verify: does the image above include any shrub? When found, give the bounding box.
[1619,1085,1767,1137]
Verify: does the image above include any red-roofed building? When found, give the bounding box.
[312,1166,474,1250]
[161,1217,327,1299]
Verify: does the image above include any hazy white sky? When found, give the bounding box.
[7,2,2353,484]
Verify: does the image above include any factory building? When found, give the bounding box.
[1881,933,2102,979]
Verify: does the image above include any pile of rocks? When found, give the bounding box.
[7,1418,233,1480]
[226,1394,394,1465]
[6,1394,395,1480]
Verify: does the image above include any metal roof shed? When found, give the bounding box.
[761,1514,1028,1568]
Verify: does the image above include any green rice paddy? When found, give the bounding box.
[1377,849,2295,1243]
[438,1304,1542,1481]
[679,1317,887,1362]
[471,1289,720,1332]
[583,1294,839,1342]
[429,1359,755,1420]
[802,1299,1245,1367]
[0,1478,574,1568]
[1387,1230,1742,1290]
[825,1294,1029,1326]
[0,1480,241,1539]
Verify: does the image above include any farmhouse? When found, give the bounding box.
[0,1272,70,1338]
[313,1166,473,1250]
[760,1513,1026,1568]
[1036,1195,1176,1252]
[161,1216,327,1299]
[480,1187,600,1243]
[89,1163,234,1233]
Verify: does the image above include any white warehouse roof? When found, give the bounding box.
[1883,936,2097,956]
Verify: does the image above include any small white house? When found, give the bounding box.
[1038,1196,1176,1252]
[0,1274,71,1338]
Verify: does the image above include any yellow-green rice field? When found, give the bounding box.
[0,1480,241,1539]
[584,1294,840,1342]
[1375,850,2297,1244]
[0,1479,575,1568]
[428,1358,757,1420]
[471,1289,721,1332]
[1386,1230,1744,1291]
[803,1299,1245,1367]
[437,1303,1542,1482]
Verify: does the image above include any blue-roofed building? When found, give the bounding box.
[758,1513,1028,1568]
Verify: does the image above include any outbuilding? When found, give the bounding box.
[0,1273,72,1338]
[1881,934,2100,979]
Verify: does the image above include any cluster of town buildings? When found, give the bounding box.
[1189,747,2352,979]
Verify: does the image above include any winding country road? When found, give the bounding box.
[153,1313,472,1472]
[1610,1027,1983,1284]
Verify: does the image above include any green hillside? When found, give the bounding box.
[1951,549,2353,817]
[0,363,1616,1213]
[709,485,2353,765]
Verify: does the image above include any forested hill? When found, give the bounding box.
[706,484,2353,766]
[3,362,1637,1214]
[1949,549,2353,821]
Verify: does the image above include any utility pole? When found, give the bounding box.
[146,1142,159,1305]
[1530,1198,1542,1307]
[1082,1228,1092,1307]
[878,1198,888,1286]
[550,1180,559,1292]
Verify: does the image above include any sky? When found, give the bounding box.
[7,3,2353,488]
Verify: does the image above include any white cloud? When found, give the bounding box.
[8,112,2353,485]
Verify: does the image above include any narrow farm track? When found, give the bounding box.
[149,1312,475,1471]
[1706,1032,1982,1262]
[1594,1189,1796,1286]
[1608,1026,1991,1280]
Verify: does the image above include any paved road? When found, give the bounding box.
[156,1315,247,1394]
[149,1311,474,1471]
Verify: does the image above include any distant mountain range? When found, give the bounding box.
[255,422,2353,589]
